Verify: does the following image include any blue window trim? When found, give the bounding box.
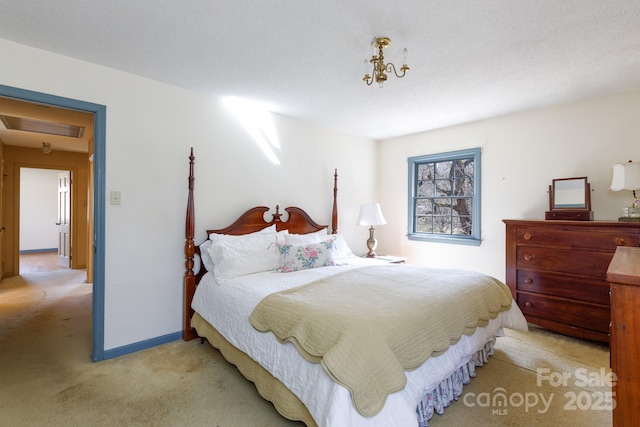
[407,147,481,246]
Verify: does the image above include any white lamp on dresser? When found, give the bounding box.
[610,160,640,221]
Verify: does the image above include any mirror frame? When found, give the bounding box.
[549,177,591,211]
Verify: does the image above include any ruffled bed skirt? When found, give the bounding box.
[416,338,496,427]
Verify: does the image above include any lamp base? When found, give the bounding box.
[366,227,377,257]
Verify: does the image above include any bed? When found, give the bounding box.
[182,148,528,427]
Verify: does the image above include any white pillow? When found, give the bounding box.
[332,234,354,259]
[207,233,280,283]
[276,229,289,243]
[284,228,327,245]
[260,224,277,234]
[208,223,277,243]
[199,239,215,273]
[277,236,336,273]
[200,224,278,273]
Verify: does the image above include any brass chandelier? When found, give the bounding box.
[363,37,409,87]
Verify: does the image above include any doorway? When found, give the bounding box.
[19,167,71,272]
[0,84,106,361]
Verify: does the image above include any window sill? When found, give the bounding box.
[407,234,481,246]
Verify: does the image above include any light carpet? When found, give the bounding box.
[0,269,611,426]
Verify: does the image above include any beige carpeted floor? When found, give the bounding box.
[0,265,612,427]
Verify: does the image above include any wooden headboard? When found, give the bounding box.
[182,148,339,340]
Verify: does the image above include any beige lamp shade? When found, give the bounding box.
[357,203,387,226]
[610,161,640,192]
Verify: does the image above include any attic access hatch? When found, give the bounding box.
[0,114,85,138]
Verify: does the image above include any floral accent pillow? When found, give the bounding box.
[277,237,336,273]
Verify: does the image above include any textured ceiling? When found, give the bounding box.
[1,1,640,140]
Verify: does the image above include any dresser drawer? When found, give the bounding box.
[516,246,613,278]
[517,293,610,333]
[516,228,639,252]
[516,270,610,305]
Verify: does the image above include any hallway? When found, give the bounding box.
[19,251,65,274]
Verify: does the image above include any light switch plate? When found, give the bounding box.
[110,190,121,205]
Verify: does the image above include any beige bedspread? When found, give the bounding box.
[249,265,514,417]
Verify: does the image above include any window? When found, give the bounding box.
[408,148,481,245]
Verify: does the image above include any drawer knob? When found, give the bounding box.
[524,254,533,262]
[615,238,626,246]
[524,301,533,308]
[524,278,533,284]
[523,232,532,240]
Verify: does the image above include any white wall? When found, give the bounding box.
[19,168,59,251]
[5,35,638,352]
[0,39,377,350]
[377,89,640,281]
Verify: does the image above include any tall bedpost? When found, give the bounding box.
[183,147,197,341]
[332,168,338,234]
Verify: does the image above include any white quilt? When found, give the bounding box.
[191,257,528,427]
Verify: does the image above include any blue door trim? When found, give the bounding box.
[0,84,106,361]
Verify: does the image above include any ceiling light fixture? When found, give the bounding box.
[41,142,52,154]
[363,37,409,88]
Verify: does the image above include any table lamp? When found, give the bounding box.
[357,203,386,257]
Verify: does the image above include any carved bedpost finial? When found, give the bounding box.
[188,147,195,189]
[272,205,283,223]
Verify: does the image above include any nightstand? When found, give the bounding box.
[374,255,406,264]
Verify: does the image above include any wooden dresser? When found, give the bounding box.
[503,219,640,342]
[607,246,640,426]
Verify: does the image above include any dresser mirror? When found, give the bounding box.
[546,177,593,220]
[551,177,590,209]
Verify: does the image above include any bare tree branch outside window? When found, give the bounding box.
[408,148,481,244]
